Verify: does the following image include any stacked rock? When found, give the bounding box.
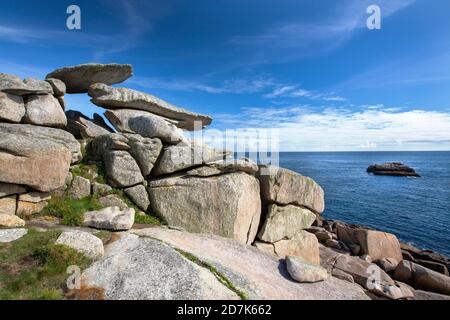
[0,73,81,225]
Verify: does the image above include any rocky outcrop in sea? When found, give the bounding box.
[0,64,449,300]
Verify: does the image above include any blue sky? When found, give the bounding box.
[1,0,450,151]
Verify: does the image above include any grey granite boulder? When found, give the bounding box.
[46,63,133,94]
[0,228,27,243]
[103,150,144,187]
[132,228,370,300]
[272,231,321,265]
[98,195,128,210]
[56,231,104,260]
[92,182,112,196]
[45,78,66,96]
[81,234,238,300]
[83,206,135,231]
[153,141,227,176]
[105,109,186,144]
[0,92,25,123]
[123,134,162,177]
[286,256,328,283]
[89,83,212,130]
[258,166,325,214]
[0,73,53,95]
[68,176,91,199]
[0,125,73,192]
[125,185,150,211]
[23,94,67,128]
[0,123,81,164]
[148,172,261,245]
[258,204,316,243]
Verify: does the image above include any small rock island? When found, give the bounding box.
[367,162,421,177]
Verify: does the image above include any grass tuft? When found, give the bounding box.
[0,229,92,300]
[40,195,104,226]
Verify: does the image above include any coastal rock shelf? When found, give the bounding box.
[1,63,449,301]
[367,162,421,177]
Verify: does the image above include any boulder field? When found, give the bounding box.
[1,64,449,300]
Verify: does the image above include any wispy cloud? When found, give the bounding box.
[208,105,450,151]
[264,85,346,102]
[228,0,415,63]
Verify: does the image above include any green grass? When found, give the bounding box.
[175,248,248,300]
[135,214,161,225]
[0,229,92,300]
[70,162,106,184]
[40,195,104,226]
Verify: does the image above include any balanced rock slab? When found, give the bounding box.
[186,159,259,177]
[258,166,325,214]
[0,125,73,192]
[46,63,133,94]
[56,231,104,260]
[89,83,212,130]
[258,204,316,243]
[105,109,186,144]
[336,224,403,263]
[148,172,261,245]
[0,92,25,123]
[83,206,135,231]
[81,234,238,300]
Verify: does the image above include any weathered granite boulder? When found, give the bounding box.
[92,182,112,196]
[0,196,17,215]
[377,258,400,273]
[258,166,325,214]
[0,123,81,164]
[319,245,406,299]
[104,109,186,144]
[272,231,321,265]
[83,206,135,231]
[148,172,261,245]
[46,63,133,94]
[132,228,369,300]
[0,125,73,192]
[0,92,25,123]
[336,224,403,263]
[125,185,150,211]
[0,213,25,228]
[86,133,130,161]
[152,141,227,176]
[393,260,450,295]
[123,134,162,177]
[98,195,128,210]
[68,176,91,200]
[80,234,239,300]
[186,159,259,177]
[45,78,66,96]
[89,83,212,130]
[258,204,316,243]
[0,228,27,243]
[23,94,67,128]
[367,162,420,177]
[16,192,50,217]
[0,73,53,95]
[286,256,328,283]
[66,110,113,139]
[103,150,144,187]
[56,231,104,260]
[400,242,450,276]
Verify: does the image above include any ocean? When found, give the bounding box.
[279,152,450,257]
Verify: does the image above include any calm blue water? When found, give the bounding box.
[279,152,450,257]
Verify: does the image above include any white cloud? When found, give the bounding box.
[209,106,450,151]
[264,85,346,102]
